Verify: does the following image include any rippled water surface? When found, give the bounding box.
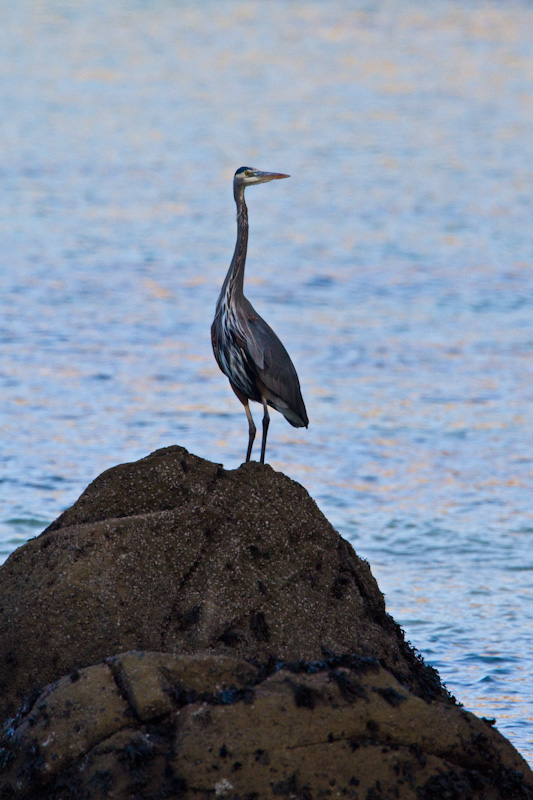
[1,0,532,763]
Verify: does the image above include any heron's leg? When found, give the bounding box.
[260,398,270,465]
[244,402,256,462]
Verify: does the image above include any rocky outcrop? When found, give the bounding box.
[0,446,444,721]
[0,446,532,798]
[2,650,531,800]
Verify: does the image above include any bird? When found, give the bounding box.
[211,166,308,465]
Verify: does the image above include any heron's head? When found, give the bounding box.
[234,166,290,189]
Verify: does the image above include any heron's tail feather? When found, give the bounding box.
[268,397,308,428]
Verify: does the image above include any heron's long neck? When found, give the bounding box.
[219,186,248,308]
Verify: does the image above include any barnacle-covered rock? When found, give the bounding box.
[0,446,531,798]
[1,651,531,799]
[0,445,444,722]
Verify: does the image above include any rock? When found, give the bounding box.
[0,446,445,721]
[1,651,532,799]
[0,445,532,798]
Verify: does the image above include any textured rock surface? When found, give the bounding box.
[0,446,445,721]
[0,445,532,799]
[1,651,532,800]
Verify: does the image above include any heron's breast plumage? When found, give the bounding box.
[212,298,262,403]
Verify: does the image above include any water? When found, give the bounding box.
[1,0,532,764]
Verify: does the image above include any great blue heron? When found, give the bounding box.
[211,166,308,464]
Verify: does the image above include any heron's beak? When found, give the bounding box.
[257,171,290,182]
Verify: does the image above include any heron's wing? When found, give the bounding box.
[240,307,308,427]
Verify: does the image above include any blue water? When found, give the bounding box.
[1,0,532,764]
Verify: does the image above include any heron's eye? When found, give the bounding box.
[245,170,251,176]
